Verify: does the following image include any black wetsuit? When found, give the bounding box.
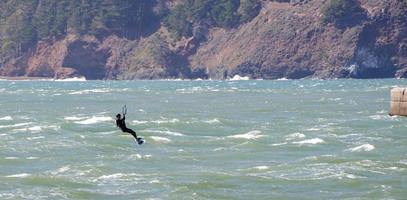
[116,115,138,139]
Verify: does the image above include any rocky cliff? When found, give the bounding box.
[0,0,406,80]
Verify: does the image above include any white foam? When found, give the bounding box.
[148,130,184,136]
[252,166,269,170]
[55,77,86,82]
[293,138,325,145]
[5,173,30,178]
[132,118,180,124]
[69,88,110,95]
[151,118,180,124]
[348,144,375,152]
[230,75,250,80]
[14,125,59,132]
[0,122,32,129]
[228,130,264,140]
[5,157,18,160]
[286,132,306,140]
[51,166,70,175]
[98,173,126,180]
[132,120,149,124]
[369,115,391,120]
[28,126,42,131]
[64,116,87,121]
[271,142,288,146]
[306,128,320,131]
[0,116,12,120]
[75,116,113,124]
[204,118,221,124]
[150,136,171,143]
[27,136,45,140]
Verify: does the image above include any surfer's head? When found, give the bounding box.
[116,113,121,119]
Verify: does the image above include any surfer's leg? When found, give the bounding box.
[124,128,138,139]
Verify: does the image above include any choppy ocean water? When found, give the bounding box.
[0,79,407,199]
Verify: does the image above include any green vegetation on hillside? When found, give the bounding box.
[0,0,159,63]
[0,0,261,64]
[164,0,260,39]
[321,0,366,28]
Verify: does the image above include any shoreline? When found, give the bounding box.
[0,76,54,81]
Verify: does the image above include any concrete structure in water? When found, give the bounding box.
[390,88,407,116]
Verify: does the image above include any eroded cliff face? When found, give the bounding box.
[191,0,407,79]
[0,0,406,80]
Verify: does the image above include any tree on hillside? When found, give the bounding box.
[321,0,366,28]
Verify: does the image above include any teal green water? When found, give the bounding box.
[1,79,407,199]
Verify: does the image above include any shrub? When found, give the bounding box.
[321,0,366,28]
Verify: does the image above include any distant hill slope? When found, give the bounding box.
[0,0,406,79]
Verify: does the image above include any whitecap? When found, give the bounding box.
[51,166,70,175]
[74,116,113,125]
[348,144,375,152]
[252,166,269,170]
[148,130,184,136]
[0,116,12,120]
[271,142,288,146]
[150,136,171,143]
[55,77,86,82]
[229,75,250,81]
[98,173,126,180]
[0,122,32,129]
[151,118,180,124]
[306,128,320,131]
[228,130,264,140]
[293,138,325,145]
[5,157,18,160]
[204,118,221,124]
[5,173,30,178]
[27,136,45,140]
[132,120,149,124]
[69,88,110,95]
[28,126,42,132]
[285,132,306,140]
[64,116,87,121]
[369,115,391,120]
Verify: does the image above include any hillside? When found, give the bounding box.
[0,0,406,80]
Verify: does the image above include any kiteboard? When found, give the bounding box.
[135,137,145,145]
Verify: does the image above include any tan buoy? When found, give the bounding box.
[390,88,407,116]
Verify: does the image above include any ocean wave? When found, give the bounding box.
[0,116,12,120]
[50,165,71,175]
[27,136,45,140]
[64,116,87,121]
[0,122,32,129]
[97,173,127,180]
[292,138,325,145]
[369,115,393,120]
[5,173,30,178]
[69,88,111,95]
[13,125,59,132]
[251,166,269,170]
[229,75,250,80]
[285,132,306,141]
[228,130,265,140]
[147,130,184,136]
[271,142,288,146]
[348,144,375,152]
[203,118,221,124]
[150,136,171,143]
[74,116,113,125]
[55,77,86,82]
